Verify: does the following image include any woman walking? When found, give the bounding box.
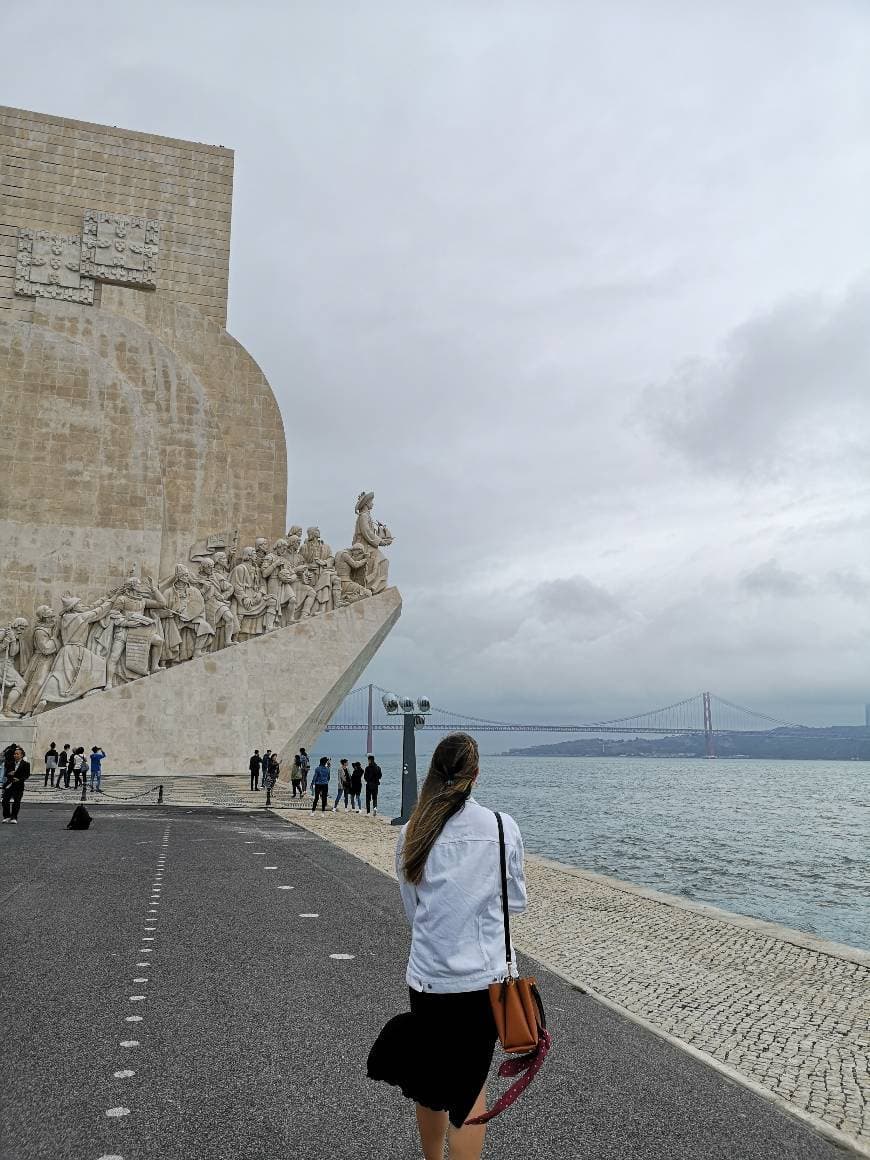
[332,758,352,811]
[367,732,527,1159]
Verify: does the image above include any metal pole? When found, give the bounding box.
[366,683,374,756]
[391,713,418,826]
[81,778,87,803]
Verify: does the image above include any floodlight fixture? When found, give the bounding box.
[400,696,415,714]
[416,696,431,714]
[382,692,400,715]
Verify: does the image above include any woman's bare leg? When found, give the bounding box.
[416,1103,448,1159]
[447,1084,487,1160]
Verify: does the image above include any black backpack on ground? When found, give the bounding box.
[67,804,92,830]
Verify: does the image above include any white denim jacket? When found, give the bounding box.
[396,797,527,994]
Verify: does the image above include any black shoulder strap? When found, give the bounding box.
[494,811,512,969]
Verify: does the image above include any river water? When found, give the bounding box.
[361,754,869,951]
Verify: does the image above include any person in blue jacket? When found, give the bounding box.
[310,757,330,813]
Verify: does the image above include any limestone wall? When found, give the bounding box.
[0,105,233,324]
[0,106,287,622]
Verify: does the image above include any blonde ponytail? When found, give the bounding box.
[402,732,479,885]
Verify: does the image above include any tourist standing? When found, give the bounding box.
[1,746,31,823]
[291,754,303,798]
[263,755,278,795]
[364,755,382,816]
[249,750,261,791]
[89,747,106,793]
[310,757,330,812]
[71,748,87,789]
[350,761,364,812]
[44,742,59,787]
[367,733,528,1157]
[332,759,352,811]
[262,750,272,788]
[58,743,71,788]
[299,748,310,793]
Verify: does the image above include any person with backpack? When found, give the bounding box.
[71,748,87,789]
[89,747,106,793]
[44,742,59,787]
[332,758,352,811]
[299,748,310,793]
[310,757,330,813]
[364,754,383,816]
[291,754,304,798]
[2,746,30,822]
[350,761,364,812]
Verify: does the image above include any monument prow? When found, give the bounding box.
[30,589,401,776]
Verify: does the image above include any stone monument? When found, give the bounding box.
[0,106,401,773]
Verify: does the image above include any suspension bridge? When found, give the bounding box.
[323,685,803,758]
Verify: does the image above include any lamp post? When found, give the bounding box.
[382,692,431,825]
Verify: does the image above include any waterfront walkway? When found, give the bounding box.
[1,803,855,1159]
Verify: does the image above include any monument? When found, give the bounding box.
[0,106,401,773]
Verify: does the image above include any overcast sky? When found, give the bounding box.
[5,1,870,727]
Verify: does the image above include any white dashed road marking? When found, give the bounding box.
[264,866,278,870]
[300,913,320,918]
[125,1015,143,1023]
[119,1040,139,1048]
[114,1069,135,1078]
[277,885,294,890]
[106,1107,130,1118]
[129,995,146,1001]
[330,954,356,960]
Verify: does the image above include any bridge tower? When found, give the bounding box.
[366,683,374,755]
[702,691,715,758]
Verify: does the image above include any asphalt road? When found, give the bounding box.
[0,804,845,1160]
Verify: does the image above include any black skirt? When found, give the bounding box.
[367,987,497,1128]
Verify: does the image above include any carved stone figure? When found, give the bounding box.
[285,532,317,620]
[96,576,166,689]
[196,558,239,650]
[268,540,298,627]
[15,606,60,716]
[353,491,393,595]
[230,547,278,640]
[159,565,215,664]
[300,527,340,614]
[335,546,372,604]
[37,594,113,708]
[0,618,30,716]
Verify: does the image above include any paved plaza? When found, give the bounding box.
[282,805,870,1154]
[0,802,854,1159]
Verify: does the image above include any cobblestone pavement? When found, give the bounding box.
[276,806,870,1151]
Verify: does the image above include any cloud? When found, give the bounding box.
[532,575,623,624]
[740,559,809,598]
[645,281,870,477]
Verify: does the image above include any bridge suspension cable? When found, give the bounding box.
[323,685,803,736]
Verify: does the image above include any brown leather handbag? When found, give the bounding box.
[488,811,546,1053]
[466,811,551,1125]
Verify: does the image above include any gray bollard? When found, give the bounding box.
[266,784,272,807]
[80,780,87,803]
[157,784,164,804]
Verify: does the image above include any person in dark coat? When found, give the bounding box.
[2,746,31,823]
[350,761,364,812]
[249,750,261,791]
[364,755,383,816]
